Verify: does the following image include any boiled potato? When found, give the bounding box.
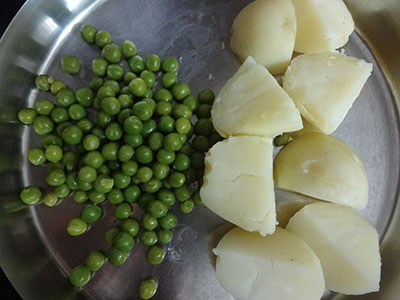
[286,202,381,294]
[230,0,296,74]
[276,192,318,227]
[212,57,303,138]
[293,0,354,53]
[200,136,276,236]
[274,132,368,209]
[283,51,372,134]
[214,227,325,300]
[289,118,320,138]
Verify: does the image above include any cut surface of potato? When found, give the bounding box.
[276,193,318,227]
[213,227,325,300]
[230,0,297,74]
[286,202,381,294]
[200,136,276,236]
[283,51,372,134]
[274,132,368,209]
[293,0,354,53]
[212,57,302,138]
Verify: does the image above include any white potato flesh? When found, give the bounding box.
[214,227,325,300]
[274,132,368,209]
[212,57,303,138]
[276,194,318,227]
[230,0,296,74]
[283,51,372,134]
[289,118,320,138]
[286,202,381,294]
[200,136,276,236]
[293,0,354,53]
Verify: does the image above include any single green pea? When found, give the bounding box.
[194,118,214,136]
[82,134,100,151]
[147,133,163,151]
[93,174,114,193]
[129,78,147,97]
[175,118,191,135]
[147,200,168,218]
[121,40,137,58]
[27,148,46,165]
[117,108,133,124]
[85,250,106,272]
[157,229,172,244]
[97,85,115,100]
[171,82,190,101]
[143,178,162,194]
[50,107,69,124]
[172,153,190,171]
[77,179,93,192]
[87,189,106,204]
[35,74,50,92]
[192,135,210,152]
[80,24,97,44]
[66,172,79,191]
[57,89,76,107]
[132,101,153,122]
[83,151,104,169]
[68,104,87,121]
[192,191,203,206]
[122,185,140,203]
[190,151,205,169]
[80,204,102,223]
[274,133,291,146]
[196,104,211,118]
[121,160,138,176]
[135,145,153,164]
[101,97,121,116]
[154,88,173,102]
[123,115,143,135]
[161,56,178,72]
[157,148,175,165]
[95,30,112,48]
[113,171,131,189]
[198,88,215,105]
[103,79,120,94]
[89,77,104,91]
[102,43,121,63]
[101,142,119,161]
[157,189,176,206]
[62,125,83,145]
[105,122,123,141]
[180,199,195,214]
[46,169,66,186]
[42,192,58,207]
[162,72,177,89]
[136,166,153,183]
[67,217,87,236]
[54,184,70,198]
[19,186,41,205]
[78,166,97,183]
[124,134,143,148]
[129,55,145,73]
[35,99,54,115]
[174,185,191,202]
[164,133,182,152]
[113,231,134,252]
[77,118,94,134]
[18,108,37,125]
[69,265,91,287]
[114,202,132,220]
[107,64,124,81]
[105,225,120,244]
[122,218,140,237]
[142,119,157,137]
[159,212,177,230]
[42,134,63,148]
[50,80,67,95]
[172,103,192,119]
[145,54,160,72]
[183,95,199,112]
[96,111,112,128]
[179,141,192,155]
[158,115,175,133]
[91,57,109,76]
[118,94,133,108]
[33,115,54,135]
[73,190,88,203]
[138,193,155,210]
[140,70,156,87]
[155,101,172,116]
[117,145,134,162]
[106,247,128,266]
[61,56,80,74]
[139,230,158,246]
[151,163,169,181]
[62,151,79,171]
[143,98,156,114]
[45,145,63,163]
[139,278,158,300]
[146,245,165,265]
[169,172,186,188]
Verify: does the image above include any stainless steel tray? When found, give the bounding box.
[0,0,399,299]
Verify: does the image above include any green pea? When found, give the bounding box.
[179,141,192,155]
[95,30,112,48]
[82,134,99,151]
[106,247,128,266]
[121,40,137,58]
[123,185,141,203]
[140,212,157,231]
[107,160,121,171]
[174,184,191,202]
[138,193,155,210]
[53,183,70,198]
[146,245,165,265]
[35,74,50,92]
[105,122,123,141]
[140,70,156,87]
[154,88,173,102]
[158,115,175,133]
[41,134,62,148]
[194,118,214,136]
[172,153,190,171]
[113,231,134,252]
[118,94,133,108]
[27,148,46,165]
[162,72,177,89]
[114,202,132,220]
[197,88,215,105]
[157,229,172,244]
[123,116,143,135]
[192,135,210,153]
[107,64,124,81]
[196,104,211,118]
[157,189,176,206]
[150,164,168,182]
[66,172,79,191]
[132,101,153,122]
[69,265,91,287]
[157,148,175,165]
[274,133,291,146]
[129,55,144,73]
[174,118,191,135]
[113,171,131,189]
[63,151,79,171]
[61,55,80,74]
[35,99,54,116]
[83,151,103,169]
[183,95,199,112]
[190,151,205,169]
[117,108,132,124]
[80,24,97,43]
[121,218,140,237]
[97,85,115,99]
[33,115,54,135]
[93,174,114,193]
[62,125,83,145]
[101,97,121,116]
[164,133,182,152]
[85,250,105,272]
[45,145,63,163]
[136,166,153,183]
[139,230,158,246]
[173,103,192,119]
[192,191,203,205]
[77,118,94,134]
[139,278,158,300]
[91,57,108,76]
[135,145,153,164]
[124,134,143,148]
[57,89,76,107]
[67,217,87,236]
[142,119,157,137]
[50,107,69,124]
[68,104,86,121]
[159,212,177,230]
[89,77,104,91]
[97,164,110,176]
[172,83,190,101]
[145,54,160,72]
[50,80,67,95]
[87,189,106,204]
[105,225,120,244]
[78,166,97,183]
[129,78,147,97]
[18,108,37,125]
[169,172,186,188]
[180,199,195,214]
[161,56,178,72]
[143,178,162,194]
[73,190,88,203]
[77,179,93,192]
[121,160,138,176]
[102,43,121,63]
[147,200,168,218]
[42,192,58,207]
[19,186,41,205]
[46,169,66,186]
[155,101,172,116]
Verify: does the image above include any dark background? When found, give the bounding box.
[1,1,26,299]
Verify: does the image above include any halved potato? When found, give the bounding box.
[230,0,297,74]
[200,135,276,236]
[276,192,318,227]
[214,227,325,300]
[286,202,381,294]
[212,57,303,138]
[274,132,368,209]
[293,0,354,53]
[283,51,372,134]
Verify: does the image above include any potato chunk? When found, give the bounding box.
[274,132,368,209]
[287,202,381,294]
[200,136,276,236]
[293,0,354,53]
[212,57,302,138]
[214,227,325,300]
[283,51,372,134]
[230,0,297,74]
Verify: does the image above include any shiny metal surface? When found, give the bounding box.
[0,0,399,299]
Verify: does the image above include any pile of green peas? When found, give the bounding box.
[17,24,222,299]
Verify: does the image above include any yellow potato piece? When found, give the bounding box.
[214,227,325,300]
[287,202,381,295]
[274,132,368,209]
